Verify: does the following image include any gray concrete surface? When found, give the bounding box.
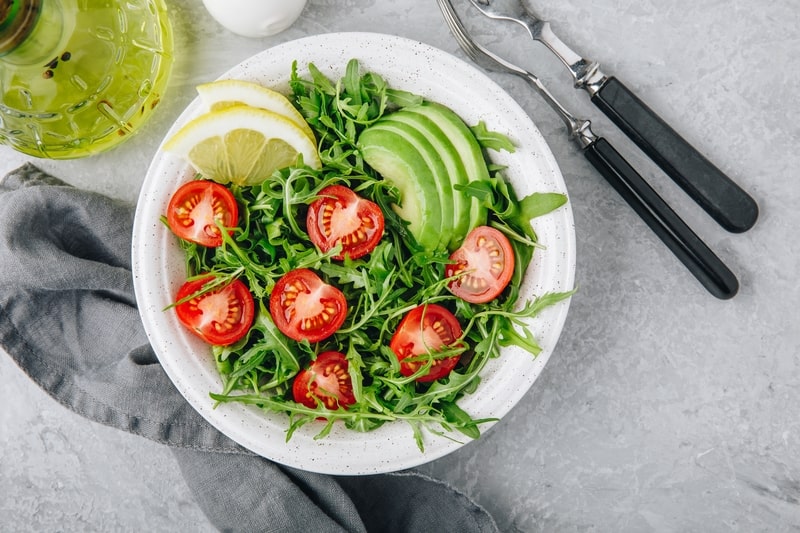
[2,0,799,531]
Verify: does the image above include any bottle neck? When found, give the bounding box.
[1,0,68,65]
[0,0,40,56]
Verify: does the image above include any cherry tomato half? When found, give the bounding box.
[445,226,515,304]
[166,180,238,247]
[306,185,385,260]
[390,304,463,382]
[269,268,347,343]
[175,276,254,346]
[292,351,356,410]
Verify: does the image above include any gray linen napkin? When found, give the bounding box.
[0,164,498,533]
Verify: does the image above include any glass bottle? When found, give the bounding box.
[0,0,173,159]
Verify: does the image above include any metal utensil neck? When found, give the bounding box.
[534,20,607,95]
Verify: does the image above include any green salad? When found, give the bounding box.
[163,59,573,451]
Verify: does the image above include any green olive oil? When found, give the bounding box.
[0,0,173,159]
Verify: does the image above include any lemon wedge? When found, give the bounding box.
[196,79,316,143]
[164,106,321,186]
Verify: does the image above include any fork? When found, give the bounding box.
[468,0,758,234]
[436,0,738,299]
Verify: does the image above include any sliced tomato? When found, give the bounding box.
[269,268,347,343]
[390,304,463,382]
[306,184,385,260]
[293,351,356,410]
[174,276,254,346]
[166,180,238,247]
[445,226,515,304]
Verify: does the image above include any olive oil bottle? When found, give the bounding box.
[0,0,173,159]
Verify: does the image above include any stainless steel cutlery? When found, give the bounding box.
[437,0,739,299]
[468,0,758,233]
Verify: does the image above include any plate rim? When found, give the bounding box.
[132,31,576,475]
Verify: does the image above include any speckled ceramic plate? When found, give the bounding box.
[132,32,575,475]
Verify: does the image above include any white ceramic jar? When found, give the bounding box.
[202,0,308,38]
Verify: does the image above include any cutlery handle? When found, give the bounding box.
[583,137,739,299]
[591,76,758,233]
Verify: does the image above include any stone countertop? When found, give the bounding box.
[2,0,799,531]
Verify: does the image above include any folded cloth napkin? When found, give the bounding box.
[0,164,498,533]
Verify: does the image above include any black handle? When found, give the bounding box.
[591,77,758,233]
[584,137,739,299]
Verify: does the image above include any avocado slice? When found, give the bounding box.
[365,119,456,251]
[359,101,491,252]
[380,111,472,247]
[403,102,489,242]
[359,125,446,251]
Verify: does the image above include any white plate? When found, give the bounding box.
[132,32,575,475]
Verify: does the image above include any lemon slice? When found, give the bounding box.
[196,79,316,143]
[164,106,321,186]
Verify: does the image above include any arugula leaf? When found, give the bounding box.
[453,180,494,206]
[440,401,483,439]
[471,121,516,152]
[519,192,568,221]
[387,88,423,108]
